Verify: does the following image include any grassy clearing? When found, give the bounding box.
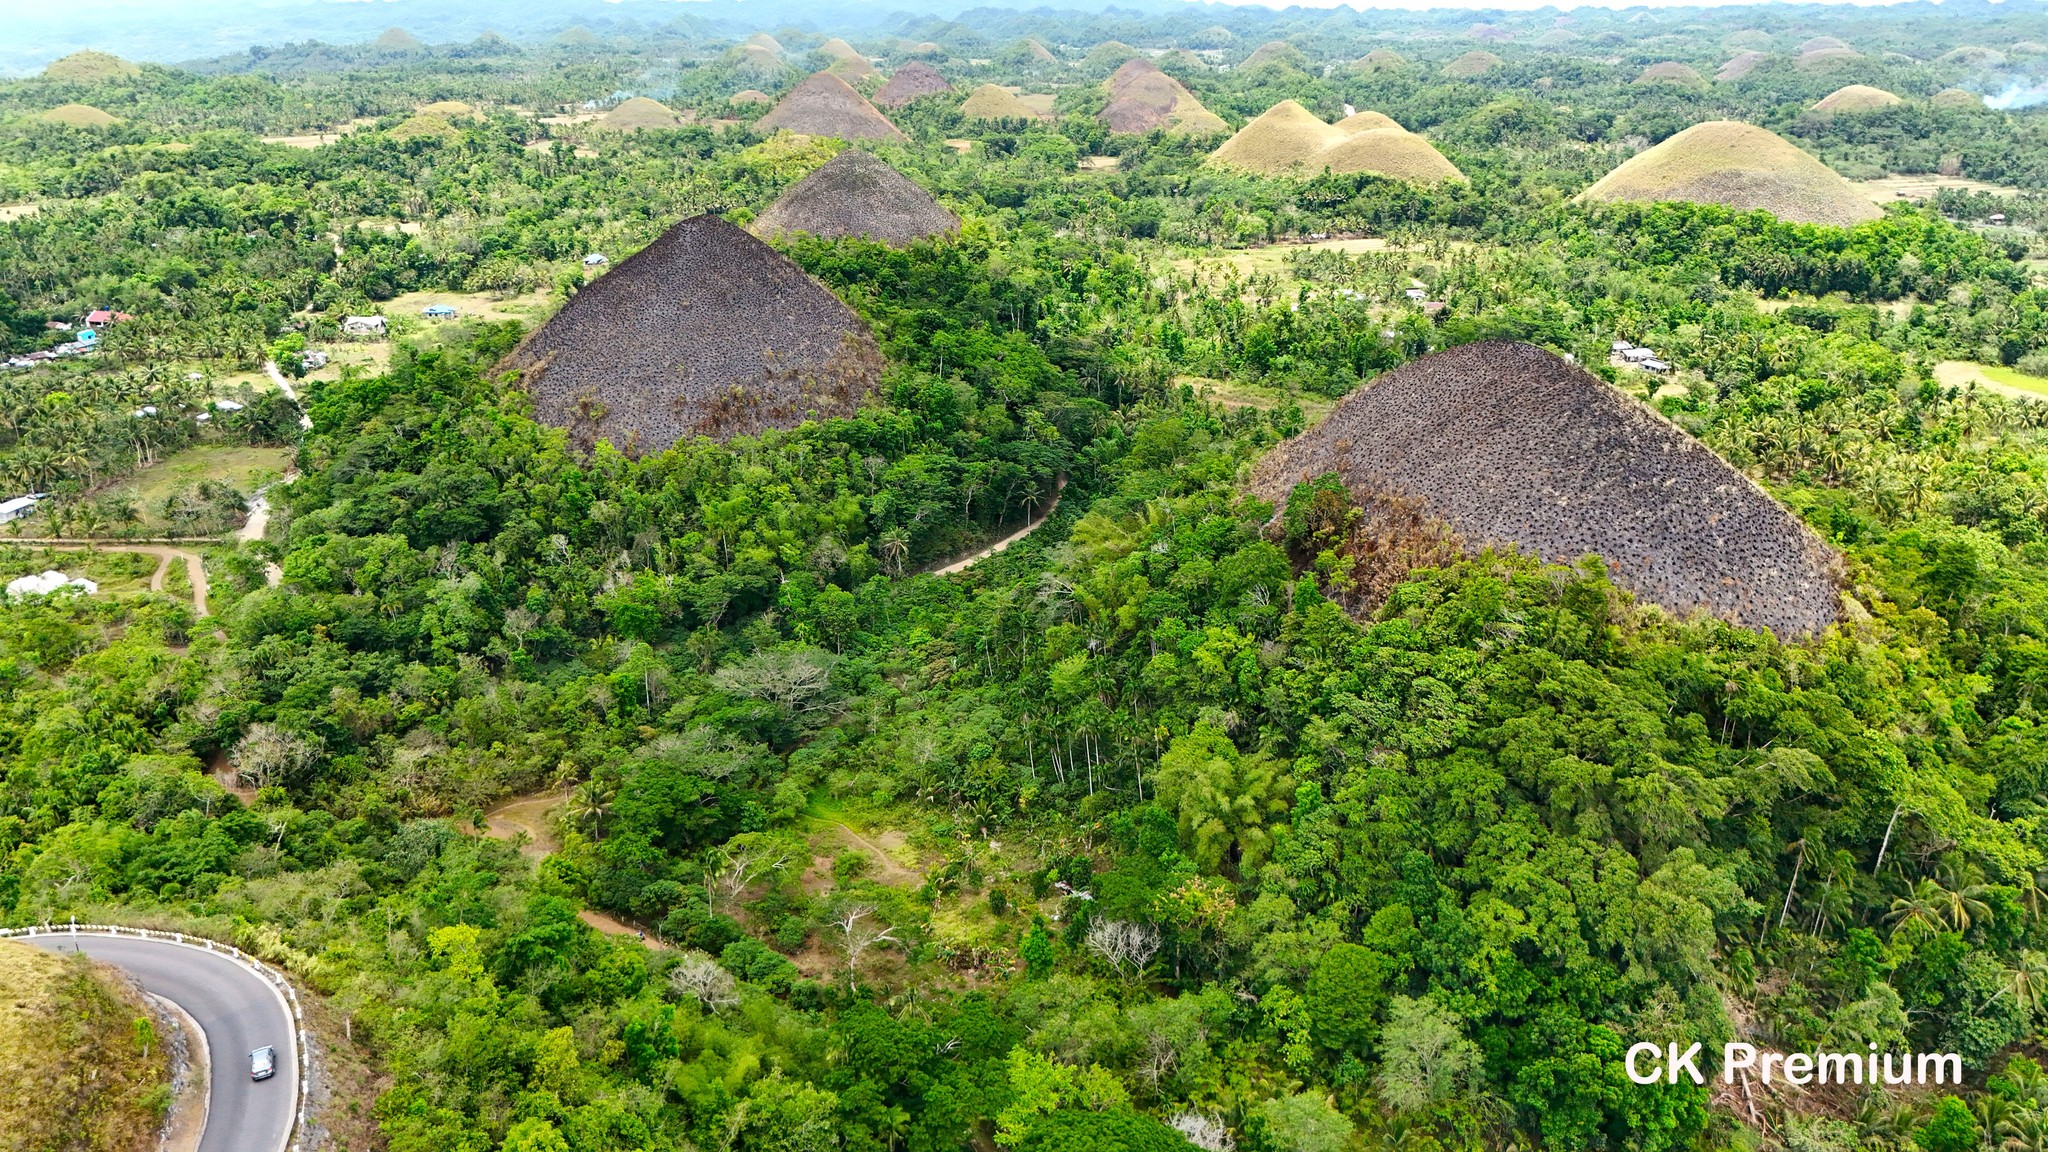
[1855,174,2023,203]
[94,443,295,530]
[1936,360,2048,399]
[305,340,392,382]
[1170,235,1411,279]
[1177,373,1336,425]
[384,289,554,327]
[0,941,171,1152]
[0,203,38,222]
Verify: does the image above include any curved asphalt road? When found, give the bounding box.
[23,934,296,1152]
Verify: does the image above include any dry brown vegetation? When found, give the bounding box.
[1796,47,1862,69]
[416,100,475,117]
[755,72,906,142]
[42,51,139,82]
[1356,49,1407,72]
[1242,41,1308,70]
[1579,120,1881,227]
[388,112,461,142]
[1098,59,1227,135]
[1247,341,1841,636]
[501,215,882,453]
[1211,100,1463,183]
[599,97,687,130]
[873,61,953,107]
[1717,51,1768,81]
[960,84,1045,120]
[1443,51,1502,78]
[752,149,958,245]
[1637,61,1705,85]
[0,943,170,1152]
[1933,87,1985,108]
[39,104,119,128]
[1813,84,1903,112]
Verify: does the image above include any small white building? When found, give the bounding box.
[302,350,329,370]
[583,253,609,267]
[341,316,387,337]
[213,399,245,412]
[0,494,43,522]
[1621,346,1659,364]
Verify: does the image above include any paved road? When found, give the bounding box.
[24,933,296,1152]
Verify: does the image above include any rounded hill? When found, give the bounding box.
[39,103,118,128]
[1321,128,1465,183]
[1717,51,1768,81]
[1932,87,1984,108]
[1247,341,1841,636]
[755,73,906,142]
[1356,49,1407,72]
[1100,60,1225,135]
[600,97,686,130]
[960,85,1044,120]
[42,51,138,82]
[1211,100,1344,174]
[1444,51,1502,78]
[752,150,959,245]
[874,62,952,107]
[1636,61,1704,85]
[1814,84,1902,112]
[1579,120,1880,227]
[501,214,883,453]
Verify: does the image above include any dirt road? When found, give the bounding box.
[932,475,1067,576]
[481,793,562,858]
[7,541,210,616]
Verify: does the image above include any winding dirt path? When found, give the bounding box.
[932,475,1067,576]
[477,791,667,947]
[831,824,924,887]
[7,541,210,615]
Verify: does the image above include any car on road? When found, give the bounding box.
[250,1045,276,1081]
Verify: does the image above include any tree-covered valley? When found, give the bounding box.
[4,4,2048,1152]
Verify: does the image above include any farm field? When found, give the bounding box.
[89,443,293,532]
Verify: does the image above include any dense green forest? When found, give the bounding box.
[5,6,2048,1152]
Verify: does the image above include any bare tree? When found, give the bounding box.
[1084,919,1161,983]
[668,951,740,1011]
[706,842,790,913]
[711,647,839,715]
[1170,1113,1235,1152]
[230,722,323,789]
[830,902,899,989]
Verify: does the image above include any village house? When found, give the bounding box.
[84,308,134,330]
[341,315,387,337]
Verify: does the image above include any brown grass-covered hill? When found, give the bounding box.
[39,103,119,128]
[1636,61,1704,85]
[1795,47,1861,69]
[1938,45,2006,66]
[1356,49,1408,72]
[1579,120,1880,227]
[1444,51,1503,78]
[1212,100,1463,183]
[42,51,139,82]
[600,97,686,130]
[1796,35,1851,54]
[820,39,878,82]
[1717,51,1768,81]
[375,27,425,51]
[1099,59,1226,135]
[874,61,952,107]
[752,150,958,245]
[1468,22,1514,42]
[1247,341,1840,636]
[1321,129,1466,183]
[501,214,882,453]
[745,33,784,55]
[1933,87,1985,108]
[1024,38,1058,63]
[733,90,774,106]
[756,73,906,142]
[389,112,461,142]
[0,943,172,1152]
[960,84,1046,121]
[1814,84,1903,112]
[418,99,475,117]
[1242,41,1309,70]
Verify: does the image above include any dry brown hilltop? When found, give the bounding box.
[1247,341,1841,636]
[756,72,907,141]
[500,215,883,453]
[752,150,959,245]
[1579,120,1880,227]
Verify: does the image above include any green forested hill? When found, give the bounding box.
[4,12,2048,1152]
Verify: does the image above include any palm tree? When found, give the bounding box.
[566,778,615,838]
[1887,878,1948,940]
[878,527,910,577]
